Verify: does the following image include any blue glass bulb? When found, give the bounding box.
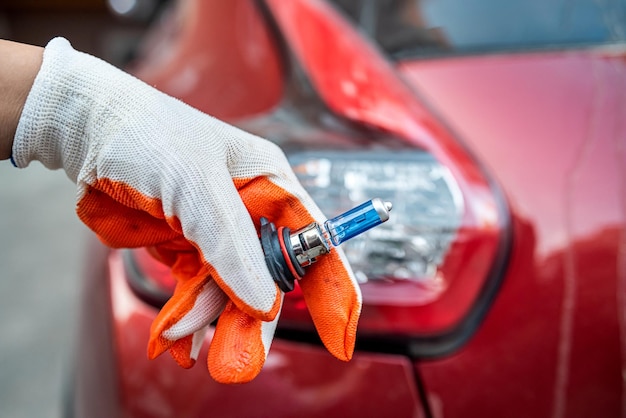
[324,199,391,246]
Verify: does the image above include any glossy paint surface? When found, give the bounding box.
[130,0,283,121]
[399,50,626,417]
[106,250,425,418]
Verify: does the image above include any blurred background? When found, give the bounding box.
[0,1,148,417]
[0,0,149,64]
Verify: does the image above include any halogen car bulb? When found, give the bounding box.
[260,198,392,292]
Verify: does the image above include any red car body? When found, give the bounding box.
[69,0,626,417]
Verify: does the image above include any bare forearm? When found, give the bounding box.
[0,40,43,160]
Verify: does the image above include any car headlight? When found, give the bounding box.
[291,151,463,289]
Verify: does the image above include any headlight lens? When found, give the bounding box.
[292,151,463,284]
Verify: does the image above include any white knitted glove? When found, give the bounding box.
[12,38,362,383]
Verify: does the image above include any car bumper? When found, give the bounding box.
[70,240,426,418]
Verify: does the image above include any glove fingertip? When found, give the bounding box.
[207,302,268,384]
[344,297,361,361]
[147,335,172,360]
[300,251,362,362]
[322,299,361,362]
[169,335,197,369]
[208,354,263,384]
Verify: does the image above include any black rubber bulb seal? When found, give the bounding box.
[260,217,303,293]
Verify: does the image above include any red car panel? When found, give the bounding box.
[107,250,426,418]
[131,0,283,120]
[399,51,626,417]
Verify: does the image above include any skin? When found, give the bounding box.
[0,40,43,160]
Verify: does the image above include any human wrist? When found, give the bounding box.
[11,37,179,180]
[11,38,101,175]
[0,40,43,161]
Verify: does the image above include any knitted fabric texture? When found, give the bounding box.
[12,38,362,384]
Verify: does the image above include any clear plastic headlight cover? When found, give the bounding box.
[291,151,464,306]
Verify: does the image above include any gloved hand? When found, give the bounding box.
[12,38,362,383]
